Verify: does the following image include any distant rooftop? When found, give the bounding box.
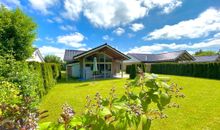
[127,50,194,63]
[194,55,220,62]
[64,50,85,62]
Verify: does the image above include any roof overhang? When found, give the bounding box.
[175,50,195,61]
[73,43,130,60]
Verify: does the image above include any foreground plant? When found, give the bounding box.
[40,69,184,130]
[0,55,47,129]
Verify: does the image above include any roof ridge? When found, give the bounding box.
[194,55,219,57]
[128,50,186,55]
[65,49,85,51]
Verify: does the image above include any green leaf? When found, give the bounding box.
[142,115,151,130]
[161,82,170,91]
[39,122,52,130]
[160,92,171,106]
[99,107,111,117]
[102,98,110,106]
[69,117,83,127]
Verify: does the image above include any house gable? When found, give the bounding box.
[26,48,44,62]
[72,43,130,61]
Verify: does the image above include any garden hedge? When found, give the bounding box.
[150,62,220,79]
[28,62,61,97]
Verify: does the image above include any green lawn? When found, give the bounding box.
[39,75,220,130]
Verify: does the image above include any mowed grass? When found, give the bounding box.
[39,75,220,130]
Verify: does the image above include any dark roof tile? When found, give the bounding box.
[127,50,189,63]
[194,55,220,62]
[64,50,85,62]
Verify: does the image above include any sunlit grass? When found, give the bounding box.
[39,75,220,129]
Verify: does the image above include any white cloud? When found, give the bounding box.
[0,0,21,9]
[102,35,113,41]
[45,37,55,43]
[113,27,125,36]
[53,17,63,23]
[59,25,76,31]
[214,32,220,38]
[83,0,146,28]
[46,19,54,23]
[62,0,182,28]
[128,35,220,53]
[145,8,220,40]
[128,33,135,38]
[57,32,86,48]
[28,0,58,14]
[62,0,83,20]
[35,38,42,41]
[39,46,65,59]
[143,0,182,14]
[130,23,144,32]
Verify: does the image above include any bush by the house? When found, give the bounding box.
[125,65,132,74]
[129,64,137,79]
[150,62,220,79]
[126,63,147,79]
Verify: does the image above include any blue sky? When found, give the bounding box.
[1,0,220,59]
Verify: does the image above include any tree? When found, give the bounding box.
[0,5,37,60]
[194,49,217,56]
[44,55,62,63]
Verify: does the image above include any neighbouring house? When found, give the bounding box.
[123,50,195,71]
[64,43,130,79]
[193,55,220,62]
[26,48,44,62]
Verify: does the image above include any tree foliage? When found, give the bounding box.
[194,49,217,56]
[44,55,63,64]
[0,5,37,60]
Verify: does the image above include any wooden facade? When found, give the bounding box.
[65,44,129,79]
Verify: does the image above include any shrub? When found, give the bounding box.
[129,64,137,79]
[150,62,220,79]
[0,56,41,129]
[127,63,147,79]
[125,65,132,74]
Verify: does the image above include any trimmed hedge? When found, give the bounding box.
[150,62,220,79]
[28,62,61,97]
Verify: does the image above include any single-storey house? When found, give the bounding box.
[193,55,220,62]
[123,50,195,70]
[64,43,130,79]
[26,48,44,62]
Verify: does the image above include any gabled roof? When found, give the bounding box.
[194,55,220,62]
[27,48,44,62]
[123,54,141,63]
[127,50,194,63]
[64,43,130,62]
[64,50,85,62]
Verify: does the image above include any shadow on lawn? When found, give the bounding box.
[58,77,131,84]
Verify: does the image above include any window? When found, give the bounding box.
[85,53,112,62]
